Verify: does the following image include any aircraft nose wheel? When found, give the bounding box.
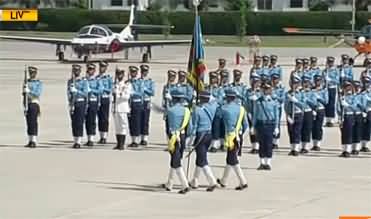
[58,51,65,61]
[142,53,150,63]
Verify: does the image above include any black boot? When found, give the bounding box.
[119,135,126,150]
[25,141,32,148]
[113,135,121,150]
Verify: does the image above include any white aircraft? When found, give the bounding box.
[0,5,190,62]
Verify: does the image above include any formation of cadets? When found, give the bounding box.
[22,55,371,194]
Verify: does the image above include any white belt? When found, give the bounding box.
[304,109,312,112]
[89,97,97,101]
[328,85,337,89]
[102,94,110,98]
[131,99,142,103]
[355,112,362,115]
[345,112,354,115]
[76,98,85,102]
[143,98,151,101]
[317,106,324,110]
[367,108,371,112]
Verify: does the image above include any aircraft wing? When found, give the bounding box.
[283,27,360,35]
[120,39,191,48]
[0,35,72,45]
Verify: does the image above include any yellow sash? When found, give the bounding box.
[224,107,245,151]
[168,108,191,153]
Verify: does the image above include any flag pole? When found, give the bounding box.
[194,0,200,105]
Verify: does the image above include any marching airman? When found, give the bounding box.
[269,55,282,81]
[360,75,371,152]
[351,81,364,155]
[323,56,340,127]
[162,70,178,137]
[128,66,143,148]
[271,72,285,149]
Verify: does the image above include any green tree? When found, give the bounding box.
[237,0,247,42]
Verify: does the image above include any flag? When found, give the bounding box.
[187,15,206,92]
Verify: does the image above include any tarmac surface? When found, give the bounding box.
[0,41,370,219]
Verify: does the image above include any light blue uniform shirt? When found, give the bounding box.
[361,89,371,112]
[141,77,155,101]
[269,65,282,80]
[221,101,248,135]
[312,88,329,110]
[129,78,144,103]
[284,90,305,115]
[231,82,247,105]
[86,76,102,101]
[272,84,285,107]
[323,67,340,88]
[167,103,192,134]
[302,89,317,111]
[337,93,359,115]
[96,74,113,98]
[67,77,89,102]
[27,79,43,98]
[162,83,177,108]
[253,95,280,128]
[191,101,218,135]
[339,65,353,82]
[177,83,194,106]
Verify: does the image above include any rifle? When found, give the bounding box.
[112,66,118,114]
[69,72,76,115]
[23,65,29,116]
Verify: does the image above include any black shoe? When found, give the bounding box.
[264,165,271,171]
[339,151,350,158]
[272,144,278,150]
[249,149,258,154]
[161,184,171,191]
[311,146,321,151]
[216,178,226,188]
[209,147,218,153]
[25,141,32,148]
[188,182,198,189]
[351,150,359,155]
[140,140,148,146]
[178,187,190,194]
[206,184,217,192]
[72,143,80,149]
[293,151,299,156]
[300,148,309,154]
[288,150,295,156]
[235,184,248,191]
[98,138,107,144]
[360,146,370,152]
[30,142,36,148]
[128,142,138,148]
[85,141,94,147]
[257,164,265,170]
[220,146,225,152]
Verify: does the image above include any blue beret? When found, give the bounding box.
[140,64,149,71]
[327,56,335,62]
[270,55,278,60]
[225,89,237,97]
[271,73,280,79]
[171,89,185,98]
[99,61,108,67]
[199,91,211,98]
[313,74,322,81]
[295,58,303,64]
[87,63,96,69]
[129,66,139,72]
[28,66,38,72]
[72,64,81,70]
[310,56,318,62]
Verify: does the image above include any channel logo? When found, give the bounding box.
[0,9,38,21]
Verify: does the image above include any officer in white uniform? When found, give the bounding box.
[112,69,132,150]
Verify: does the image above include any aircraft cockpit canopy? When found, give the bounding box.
[76,25,113,38]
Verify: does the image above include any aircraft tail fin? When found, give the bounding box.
[119,5,135,38]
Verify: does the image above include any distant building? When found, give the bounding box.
[251,0,309,11]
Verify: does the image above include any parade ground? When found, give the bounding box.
[0,41,370,218]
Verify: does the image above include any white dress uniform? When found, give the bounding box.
[113,80,132,136]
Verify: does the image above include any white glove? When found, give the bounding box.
[248,113,252,120]
[70,87,78,93]
[312,111,317,116]
[289,95,298,103]
[209,95,215,102]
[341,100,349,107]
[273,128,279,136]
[250,128,255,135]
[287,116,294,124]
[362,112,367,118]
[165,92,172,100]
[250,95,258,101]
[23,87,30,93]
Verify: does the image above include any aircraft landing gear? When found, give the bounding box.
[142,53,150,63]
[83,55,89,63]
[142,46,152,63]
[56,44,65,62]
